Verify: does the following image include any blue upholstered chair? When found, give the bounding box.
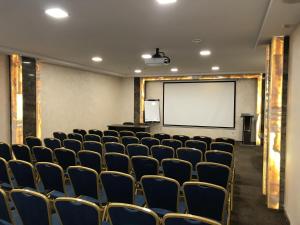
[119,130,135,137]
[67,133,83,143]
[68,166,100,204]
[73,129,87,138]
[105,142,125,154]
[173,135,190,146]
[193,136,212,150]
[103,130,119,137]
[12,144,32,163]
[107,203,160,225]
[141,175,180,217]
[177,147,203,170]
[100,171,135,204]
[196,162,231,189]
[185,140,207,154]
[63,139,82,153]
[36,162,66,199]
[127,144,149,158]
[83,141,103,155]
[9,160,38,190]
[205,151,233,168]
[151,145,174,165]
[135,132,151,140]
[131,156,159,183]
[88,129,103,138]
[53,131,67,143]
[78,150,102,174]
[0,189,14,225]
[153,133,171,143]
[162,159,192,186]
[183,182,227,222]
[44,138,61,151]
[0,158,13,191]
[121,136,139,147]
[54,197,101,225]
[105,153,130,174]
[141,137,160,150]
[161,139,182,151]
[210,142,234,154]
[162,213,221,225]
[32,146,53,163]
[102,136,119,144]
[0,142,12,161]
[54,148,76,171]
[215,138,235,146]
[25,136,42,151]
[84,134,101,142]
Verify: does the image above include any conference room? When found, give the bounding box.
[0,0,300,225]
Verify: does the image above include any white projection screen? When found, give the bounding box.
[163,81,236,128]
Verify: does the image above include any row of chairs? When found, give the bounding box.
[1,188,222,225]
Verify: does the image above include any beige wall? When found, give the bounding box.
[0,54,10,143]
[40,63,134,139]
[146,79,257,141]
[285,25,300,225]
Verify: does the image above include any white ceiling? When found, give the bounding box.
[0,0,299,77]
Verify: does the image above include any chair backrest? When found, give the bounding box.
[78,150,102,174]
[44,138,61,150]
[215,138,235,146]
[196,162,230,189]
[103,130,119,137]
[54,148,76,171]
[151,145,175,165]
[63,139,82,153]
[0,158,13,190]
[193,136,212,150]
[88,129,103,137]
[102,136,119,144]
[210,142,234,154]
[68,166,99,200]
[73,129,87,137]
[53,131,67,143]
[205,151,233,168]
[0,142,12,161]
[11,189,51,225]
[173,135,190,145]
[105,153,130,174]
[83,141,103,155]
[36,162,66,195]
[141,137,160,150]
[55,197,101,225]
[161,139,182,150]
[153,133,171,142]
[25,136,42,151]
[121,136,139,147]
[162,159,192,186]
[141,175,180,213]
[84,134,101,142]
[100,171,135,204]
[12,144,32,163]
[185,140,207,154]
[136,132,151,140]
[105,142,125,154]
[127,144,149,158]
[119,130,135,137]
[9,160,37,190]
[67,133,83,143]
[183,182,227,222]
[131,156,159,182]
[0,189,13,224]
[32,146,53,163]
[162,213,222,225]
[177,147,203,170]
[107,203,160,225]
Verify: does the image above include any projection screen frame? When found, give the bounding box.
[163,81,236,129]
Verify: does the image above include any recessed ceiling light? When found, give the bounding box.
[141,54,152,59]
[91,56,103,62]
[200,50,211,56]
[134,69,142,74]
[170,68,178,72]
[22,61,31,64]
[156,0,177,5]
[28,74,35,77]
[211,66,220,71]
[45,8,69,19]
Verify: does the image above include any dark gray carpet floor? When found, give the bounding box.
[230,144,290,225]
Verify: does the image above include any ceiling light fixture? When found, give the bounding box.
[134,69,142,74]
[170,68,178,72]
[211,66,220,71]
[22,61,31,64]
[200,50,211,56]
[45,8,69,19]
[156,0,177,5]
[91,56,103,62]
[142,54,152,59]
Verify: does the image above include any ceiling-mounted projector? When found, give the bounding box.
[144,48,171,66]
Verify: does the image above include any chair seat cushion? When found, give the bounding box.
[49,190,66,199]
[0,183,12,191]
[51,213,60,225]
[0,220,12,225]
[79,195,102,205]
[134,194,145,206]
[150,208,174,217]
